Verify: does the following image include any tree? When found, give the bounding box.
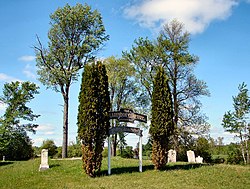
[77,62,110,177]
[104,56,149,156]
[35,3,109,158]
[222,82,250,164]
[194,137,212,163]
[0,81,39,160]
[150,67,174,170]
[124,20,210,150]
[40,139,58,157]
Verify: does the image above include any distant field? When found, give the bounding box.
[0,157,249,189]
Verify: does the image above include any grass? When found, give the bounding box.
[0,157,249,189]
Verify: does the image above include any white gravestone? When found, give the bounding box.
[187,150,196,163]
[39,149,49,171]
[168,149,176,163]
[195,156,203,163]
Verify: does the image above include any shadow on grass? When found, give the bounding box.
[0,161,13,166]
[50,164,60,168]
[100,163,210,176]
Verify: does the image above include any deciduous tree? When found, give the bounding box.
[0,81,39,160]
[34,3,109,158]
[124,20,210,150]
[222,82,250,164]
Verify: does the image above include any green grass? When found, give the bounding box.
[0,157,249,189]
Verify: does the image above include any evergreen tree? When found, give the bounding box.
[77,62,110,177]
[150,67,174,170]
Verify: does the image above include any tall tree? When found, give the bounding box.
[0,81,39,160]
[77,62,110,177]
[124,20,210,149]
[222,82,250,164]
[150,67,174,170]
[34,3,109,158]
[104,56,149,156]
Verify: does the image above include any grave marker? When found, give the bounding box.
[39,149,49,171]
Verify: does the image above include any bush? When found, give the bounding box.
[68,143,82,158]
[194,137,212,163]
[40,140,57,158]
[226,143,243,164]
[121,146,134,158]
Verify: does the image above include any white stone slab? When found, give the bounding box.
[187,150,195,163]
[39,149,49,171]
[168,149,176,163]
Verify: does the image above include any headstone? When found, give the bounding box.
[168,149,176,163]
[39,149,49,171]
[187,150,195,163]
[3,156,5,161]
[195,156,203,163]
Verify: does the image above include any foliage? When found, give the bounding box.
[124,20,210,148]
[194,137,212,163]
[226,143,244,164]
[77,62,110,177]
[120,146,134,159]
[40,139,58,158]
[150,67,174,170]
[34,3,109,158]
[104,56,149,156]
[222,82,250,164]
[176,131,195,161]
[0,81,39,160]
[68,142,82,158]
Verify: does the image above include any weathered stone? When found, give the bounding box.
[39,149,49,171]
[195,156,203,163]
[187,150,196,163]
[168,149,176,163]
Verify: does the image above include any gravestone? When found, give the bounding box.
[187,150,196,163]
[168,149,176,163]
[3,156,5,161]
[39,149,49,171]
[195,156,203,163]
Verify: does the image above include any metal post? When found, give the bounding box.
[108,136,111,175]
[139,134,142,172]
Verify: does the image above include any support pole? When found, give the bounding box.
[108,136,111,175]
[139,134,142,172]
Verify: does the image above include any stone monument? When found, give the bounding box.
[168,149,176,163]
[187,150,196,163]
[195,156,203,163]
[39,149,49,171]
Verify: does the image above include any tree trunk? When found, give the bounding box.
[62,90,69,159]
[245,139,249,164]
[112,134,117,156]
[239,133,246,164]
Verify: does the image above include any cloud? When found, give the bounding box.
[124,0,238,34]
[23,64,36,79]
[0,103,7,111]
[0,73,21,83]
[35,124,55,132]
[18,55,36,62]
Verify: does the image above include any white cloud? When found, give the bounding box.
[35,123,55,132]
[0,103,7,111]
[23,64,36,79]
[0,73,21,83]
[124,0,238,34]
[18,55,36,62]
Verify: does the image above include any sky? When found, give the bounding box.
[0,0,250,147]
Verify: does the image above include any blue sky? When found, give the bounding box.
[0,0,250,147]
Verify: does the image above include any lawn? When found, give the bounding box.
[0,157,249,189]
